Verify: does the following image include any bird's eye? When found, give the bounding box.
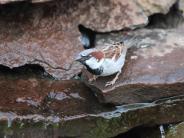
[81,54,86,57]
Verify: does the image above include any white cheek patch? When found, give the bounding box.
[79,48,97,57]
[85,57,102,69]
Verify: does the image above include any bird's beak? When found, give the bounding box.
[75,55,81,61]
[75,55,90,64]
[75,57,83,62]
[75,55,85,63]
[75,57,85,63]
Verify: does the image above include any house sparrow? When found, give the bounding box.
[75,42,129,87]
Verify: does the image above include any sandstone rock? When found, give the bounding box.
[0,75,184,138]
[0,0,150,79]
[0,0,179,80]
[135,0,177,16]
[0,75,106,115]
[77,0,148,31]
[0,2,83,80]
[82,28,184,105]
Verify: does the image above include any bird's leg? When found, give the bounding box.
[88,75,98,82]
[105,71,121,87]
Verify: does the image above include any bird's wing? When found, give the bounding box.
[102,43,124,61]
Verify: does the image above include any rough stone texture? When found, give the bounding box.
[0,0,150,80]
[1,75,184,137]
[135,0,177,16]
[0,76,106,115]
[77,0,148,31]
[0,0,179,80]
[0,0,184,138]
[82,28,184,105]
[166,122,184,138]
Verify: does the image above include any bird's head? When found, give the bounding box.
[75,49,105,69]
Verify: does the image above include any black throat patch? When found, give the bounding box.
[85,65,103,75]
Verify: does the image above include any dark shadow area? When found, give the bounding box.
[114,125,162,138]
[147,1,184,29]
[78,24,96,49]
[0,64,53,79]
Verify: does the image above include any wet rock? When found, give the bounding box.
[1,85,184,137]
[82,28,184,105]
[1,74,184,137]
[0,75,106,115]
[135,0,177,16]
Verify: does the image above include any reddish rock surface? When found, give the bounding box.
[0,71,184,137]
[0,75,106,115]
[0,74,184,137]
[82,28,184,105]
[135,0,177,16]
[0,0,149,79]
[0,0,184,137]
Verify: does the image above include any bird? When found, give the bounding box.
[75,42,129,87]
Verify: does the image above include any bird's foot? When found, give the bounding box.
[105,71,121,87]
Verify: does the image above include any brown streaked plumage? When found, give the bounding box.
[90,51,104,61]
[76,41,129,87]
[102,44,123,61]
[88,43,123,62]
